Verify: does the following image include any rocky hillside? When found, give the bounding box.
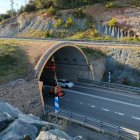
[0,101,76,140]
[0,1,140,40]
[82,44,140,86]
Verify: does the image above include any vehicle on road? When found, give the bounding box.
[58,79,74,88]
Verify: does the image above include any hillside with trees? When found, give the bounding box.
[0,0,140,42]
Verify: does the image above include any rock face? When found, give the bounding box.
[96,24,136,38]
[90,57,106,81]
[0,12,87,37]
[87,45,140,85]
[86,5,140,38]
[0,101,73,140]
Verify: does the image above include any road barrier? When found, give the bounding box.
[45,106,139,140]
[78,78,140,94]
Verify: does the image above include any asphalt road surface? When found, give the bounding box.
[44,83,140,131]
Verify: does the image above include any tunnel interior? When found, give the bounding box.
[40,46,93,85]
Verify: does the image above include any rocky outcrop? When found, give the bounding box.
[86,5,140,38]
[96,24,136,38]
[0,101,74,140]
[87,45,140,85]
[0,12,87,37]
[90,57,106,81]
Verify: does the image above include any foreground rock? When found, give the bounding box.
[0,101,74,140]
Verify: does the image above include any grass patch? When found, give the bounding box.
[0,42,28,84]
[79,45,106,59]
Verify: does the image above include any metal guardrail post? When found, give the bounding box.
[83,116,86,126]
[100,121,102,133]
[137,132,140,140]
[70,112,72,121]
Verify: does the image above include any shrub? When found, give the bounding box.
[86,16,93,28]
[132,0,140,6]
[105,2,122,9]
[47,6,56,15]
[65,17,74,28]
[24,3,36,12]
[54,18,63,28]
[45,30,50,38]
[0,13,11,21]
[108,17,118,27]
[105,2,113,8]
[122,77,129,85]
[73,8,86,19]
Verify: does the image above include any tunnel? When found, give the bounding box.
[35,42,94,112]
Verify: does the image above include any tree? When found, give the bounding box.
[6,10,17,17]
[47,6,56,15]
[65,17,74,28]
[24,3,36,12]
[108,17,118,27]
[34,0,47,9]
[45,30,50,37]
[54,18,63,28]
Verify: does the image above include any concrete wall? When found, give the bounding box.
[56,64,93,82]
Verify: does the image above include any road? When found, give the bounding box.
[45,83,140,131]
[0,36,140,47]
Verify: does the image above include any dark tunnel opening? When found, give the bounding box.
[40,46,93,86]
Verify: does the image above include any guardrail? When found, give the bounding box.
[78,78,140,94]
[45,106,139,140]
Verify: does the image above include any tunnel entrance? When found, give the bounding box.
[35,42,94,112]
[40,46,93,83]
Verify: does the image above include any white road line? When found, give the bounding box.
[80,102,83,105]
[102,108,109,112]
[91,105,96,108]
[132,116,140,121]
[64,89,140,108]
[115,112,125,116]
[75,84,140,100]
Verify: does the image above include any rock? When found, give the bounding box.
[18,113,61,130]
[0,119,38,140]
[36,130,73,140]
[74,136,83,140]
[0,101,18,119]
[0,112,14,131]
[0,101,73,140]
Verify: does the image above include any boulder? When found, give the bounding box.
[0,101,72,140]
[36,130,73,140]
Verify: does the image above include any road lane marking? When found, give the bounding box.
[75,84,140,100]
[80,102,83,105]
[132,116,140,120]
[91,105,96,108]
[115,112,125,116]
[102,108,109,112]
[64,89,140,108]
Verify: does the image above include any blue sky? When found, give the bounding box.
[0,0,27,14]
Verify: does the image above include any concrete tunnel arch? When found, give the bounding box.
[35,42,94,112]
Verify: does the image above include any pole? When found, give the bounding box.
[54,96,59,113]
[108,72,111,83]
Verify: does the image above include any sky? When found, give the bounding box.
[0,0,28,14]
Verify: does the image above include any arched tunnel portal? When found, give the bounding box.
[35,42,94,112]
